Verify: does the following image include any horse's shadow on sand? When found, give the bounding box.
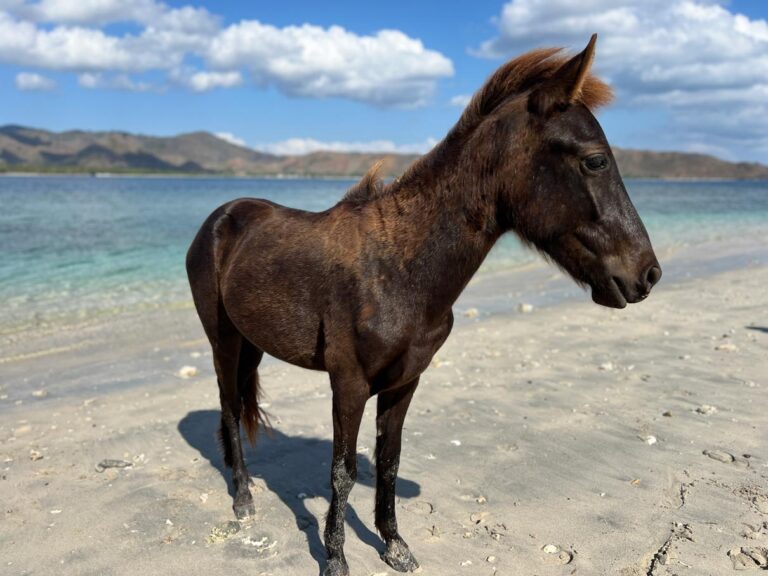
[178,410,420,571]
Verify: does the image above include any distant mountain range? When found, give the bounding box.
[1,124,767,180]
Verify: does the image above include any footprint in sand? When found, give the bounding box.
[209,521,279,560]
[207,520,241,543]
[404,500,434,515]
[737,486,768,516]
[728,547,768,570]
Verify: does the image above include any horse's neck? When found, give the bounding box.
[371,170,499,317]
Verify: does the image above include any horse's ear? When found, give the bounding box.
[528,33,598,117]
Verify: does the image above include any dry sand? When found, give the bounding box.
[1,263,767,576]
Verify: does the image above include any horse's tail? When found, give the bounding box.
[238,339,270,446]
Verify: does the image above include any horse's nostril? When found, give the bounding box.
[645,265,662,289]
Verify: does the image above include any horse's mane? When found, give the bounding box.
[341,160,386,204]
[341,46,613,206]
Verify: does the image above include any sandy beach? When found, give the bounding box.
[2,247,767,575]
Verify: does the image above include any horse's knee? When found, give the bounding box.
[331,457,357,494]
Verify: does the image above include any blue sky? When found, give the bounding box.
[1,0,767,162]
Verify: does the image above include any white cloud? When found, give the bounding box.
[0,5,452,106]
[76,72,99,88]
[110,74,154,92]
[476,0,768,94]
[207,22,453,106]
[77,72,155,92]
[0,13,172,71]
[476,0,768,158]
[214,132,247,147]
[7,0,219,29]
[449,94,471,107]
[18,0,165,25]
[254,137,438,156]
[15,71,55,90]
[179,70,243,92]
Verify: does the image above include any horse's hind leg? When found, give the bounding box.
[187,213,263,518]
[375,378,420,572]
[212,320,262,519]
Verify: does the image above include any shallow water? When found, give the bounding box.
[1,176,767,334]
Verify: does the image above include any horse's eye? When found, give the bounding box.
[583,154,609,172]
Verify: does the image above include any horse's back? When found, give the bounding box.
[187,196,322,272]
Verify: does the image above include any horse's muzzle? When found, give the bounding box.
[616,262,662,304]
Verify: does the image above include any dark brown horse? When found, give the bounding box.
[186,34,660,576]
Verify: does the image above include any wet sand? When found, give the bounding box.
[1,259,767,575]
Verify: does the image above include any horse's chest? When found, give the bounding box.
[355,312,453,391]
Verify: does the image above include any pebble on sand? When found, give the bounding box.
[95,459,133,473]
[177,365,199,378]
[463,308,479,318]
[518,303,534,313]
[541,544,573,565]
[431,356,452,368]
[470,511,489,524]
[29,449,43,461]
[598,362,614,371]
[703,449,735,463]
[696,404,718,415]
[31,389,48,398]
[642,435,657,445]
[715,342,738,352]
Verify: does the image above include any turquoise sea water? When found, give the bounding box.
[1,176,767,333]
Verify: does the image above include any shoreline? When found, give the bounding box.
[3,227,766,342]
[0,171,358,181]
[2,172,768,182]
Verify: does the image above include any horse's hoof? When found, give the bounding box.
[322,557,350,576]
[233,498,255,520]
[382,539,421,573]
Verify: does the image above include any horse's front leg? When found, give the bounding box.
[323,375,368,576]
[375,378,420,572]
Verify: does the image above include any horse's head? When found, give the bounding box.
[473,35,661,308]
